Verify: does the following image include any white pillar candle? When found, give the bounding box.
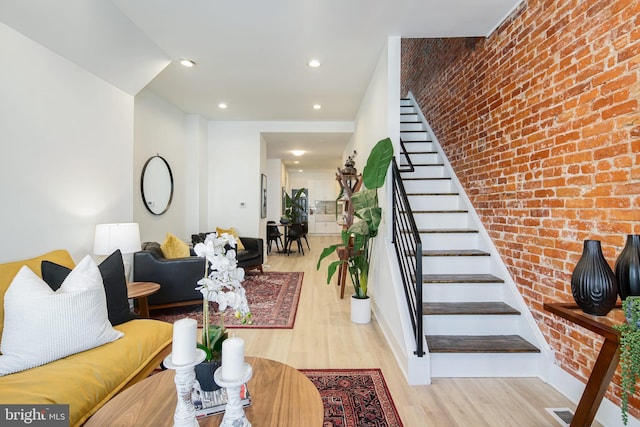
[221,337,245,381]
[172,318,197,365]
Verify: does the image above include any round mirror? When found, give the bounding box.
[141,155,173,215]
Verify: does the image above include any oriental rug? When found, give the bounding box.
[301,368,404,427]
[150,272,303,329]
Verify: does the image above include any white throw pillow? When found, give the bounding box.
[0,255,124,376]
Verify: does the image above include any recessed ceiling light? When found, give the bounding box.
[179,59,196,67]
[298,169,303,173]
[218,103,228,109]
[313,104,322,110]
[308,59,321,68]
[291,150,305,156]
[294,161,300,164]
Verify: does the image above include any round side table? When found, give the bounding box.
[127,281,161,318]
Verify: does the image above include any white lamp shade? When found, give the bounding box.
[93,223,141,255]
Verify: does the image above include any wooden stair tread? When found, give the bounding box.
[421,273,504,283]
[399,163,444,168]
[401,177,451,181]
[426,335,540,353]
[407,210,468,214]
[423,302,520,315]
[417,228,478,234]
[420,249,489,256]
[400,139,433,143]
[407,192,458,196]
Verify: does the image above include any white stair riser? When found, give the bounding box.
[421,232,479,250]
[400,122,425,131]
[401,113,419,121]
[402,141,435,152]
[409,195,461,210]
[400,131,430,141]
[401,153,439,164]
[422,255,489,273]
[423,282,503,301]
[402,165,447,178]
[423,315,520,335]
[400,106,415,114]
[429,353,542,377]
[402,179,451,193]
[413,212,470,229]
[400,99,413,107]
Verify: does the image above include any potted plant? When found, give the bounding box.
[316,138,393,323]
[192,232,252,390]
[614,296,640,425]
[282,188,306,224]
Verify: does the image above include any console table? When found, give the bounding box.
[85,356,323,426]
[544,302,623,427]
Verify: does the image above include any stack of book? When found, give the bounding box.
[192,383,251,419]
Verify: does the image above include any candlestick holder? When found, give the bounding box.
[164,349,207,427]
[214,363,253,427]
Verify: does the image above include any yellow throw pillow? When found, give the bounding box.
[160,233,190,259]
[215,227,245,251]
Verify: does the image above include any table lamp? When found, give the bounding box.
[93,223,141,281]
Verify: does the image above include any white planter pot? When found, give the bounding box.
[350,295,371,324]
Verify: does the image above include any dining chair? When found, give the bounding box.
[266,221,283,254]
[301,221,310,250]
[286,223,305,256]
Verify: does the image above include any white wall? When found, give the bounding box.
[347,37,412,378]
[266,159,283,221]
[207,121,354,241]
[185,114,209,234]
[0,22,134,263]
[133,89,189,243]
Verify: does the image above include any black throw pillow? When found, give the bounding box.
[41,250,138,326]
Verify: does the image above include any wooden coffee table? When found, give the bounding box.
[85,356,323,426]
[127,281,161,318]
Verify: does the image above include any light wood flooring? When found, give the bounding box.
[234,235,586,427]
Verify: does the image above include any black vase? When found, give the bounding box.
[615,235,640,300]
[194,360,221,391]
[571,240,618,316]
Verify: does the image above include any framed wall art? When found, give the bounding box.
[261,174,267,218]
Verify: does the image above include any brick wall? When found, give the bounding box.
[402,0,640,417]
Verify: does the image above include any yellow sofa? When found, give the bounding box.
[0,250,173,427]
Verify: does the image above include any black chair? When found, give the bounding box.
[267,222,284,254]
[301,221,310,250]
[286,223,305,256]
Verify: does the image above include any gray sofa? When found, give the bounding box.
[133,236,263,309]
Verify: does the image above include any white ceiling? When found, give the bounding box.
[0,0,522,172]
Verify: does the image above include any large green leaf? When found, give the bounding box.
[348,222,369,252]
[351,188,378,212]
[316,244,341,270]
[325,259,346,284]
[357,206,382,236]
[362,138,394,190]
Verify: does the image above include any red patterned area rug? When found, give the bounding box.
[150,272,303,329]
[301,368,404,427]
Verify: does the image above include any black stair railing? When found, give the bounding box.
[391,158,425,357]
[398,139,415,173]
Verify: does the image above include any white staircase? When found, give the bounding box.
[398,96,549,377]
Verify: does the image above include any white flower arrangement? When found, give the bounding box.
[193,232,251,360]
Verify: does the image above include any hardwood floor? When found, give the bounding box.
[236,235,588,427]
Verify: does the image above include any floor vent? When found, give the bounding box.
[545,408,573,426]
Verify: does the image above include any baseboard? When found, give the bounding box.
[548,363,640,427]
